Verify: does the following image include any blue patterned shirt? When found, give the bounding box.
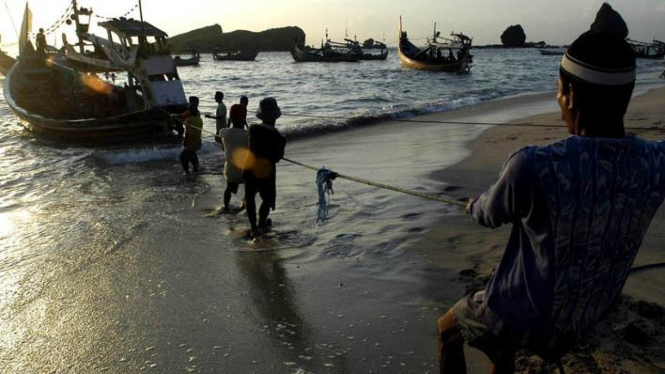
[469,135,665,340]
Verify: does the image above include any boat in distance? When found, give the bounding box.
[174,49,201,66]
[398,17,473,73]
[538,47,566,56]
[4,2,187,142]
[290,34,359,63]
[212,47,259,61]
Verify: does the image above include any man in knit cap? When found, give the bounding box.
[437,4,665,373]
[244,97,286,237]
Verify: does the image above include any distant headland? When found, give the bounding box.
[169,24,306,52]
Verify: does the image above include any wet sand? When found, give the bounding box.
[2,88,664,373]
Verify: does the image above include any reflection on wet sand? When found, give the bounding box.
[235,250,348,371]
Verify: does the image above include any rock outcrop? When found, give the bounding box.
[500,25,526,48]
[169,24,306,53]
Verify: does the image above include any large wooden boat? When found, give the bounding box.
[4,2,187,142]
[398,18,472,73]
[629,39,665,60]
[174,49,200,66]
[212,47,259,61]
[0,50,16,76]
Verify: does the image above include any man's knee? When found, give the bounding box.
[438,310,463,345]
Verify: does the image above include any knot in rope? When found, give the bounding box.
[316,168,338,222]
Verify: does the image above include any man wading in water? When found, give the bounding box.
[176,96,203,174]
[244,98,286,237]
[438,4,665,373]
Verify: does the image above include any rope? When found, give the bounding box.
[629,262,665,274]
[95,3,139,20]
[283,157,467,208]
[3,0,20,39]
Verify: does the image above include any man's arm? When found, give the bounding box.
[467,148,534,229]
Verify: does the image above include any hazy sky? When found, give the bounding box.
[2,0,665,51]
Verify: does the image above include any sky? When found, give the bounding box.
[2,0,665,52]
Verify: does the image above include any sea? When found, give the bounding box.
[1,49,664,371]
[1,47,663,293]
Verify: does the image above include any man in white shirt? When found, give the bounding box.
[218,104,249,211]
[206,91,228,133]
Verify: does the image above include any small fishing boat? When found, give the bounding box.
[334,37,388,61]
[290,33,359,63]
[0,50,16,76]
[4,2,187,142]
[398,18,472,73]
[628,39,665,60]
[538,47,566,56]
[212,47,259,61]
[174,49,201,66]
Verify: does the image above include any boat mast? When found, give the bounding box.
[138,0,146,36]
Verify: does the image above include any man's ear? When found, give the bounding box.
[567,83,575,110]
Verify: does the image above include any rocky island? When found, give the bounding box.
[169,24,306,52]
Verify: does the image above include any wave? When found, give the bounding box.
[98,142,220,165]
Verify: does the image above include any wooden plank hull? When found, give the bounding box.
[398,47,468,72]
[358,50,389,61]
[4,59,177,143]
[290,45,359,63]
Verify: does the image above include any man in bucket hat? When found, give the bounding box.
[437,4,665,373]
[243,97,286,237]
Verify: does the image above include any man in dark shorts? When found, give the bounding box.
[244,97,286,237]
[438,4,665,373]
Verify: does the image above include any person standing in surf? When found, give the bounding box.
[240,96,249,128]
[205,91,228,133]
[177,96,203,175]
[218,104,249,211]
[244,97,286,237]
[437,4,665,373]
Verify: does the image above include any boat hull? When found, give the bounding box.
[174,56,201,66]
[4,59,177,142]
[397,22,471,72]
[213,50,259,61]
[398,47,469,72]
[290,45,359,63]
[358,50,389,61]
[538,49,565,56]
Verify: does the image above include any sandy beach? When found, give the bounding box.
[2,85,665,373]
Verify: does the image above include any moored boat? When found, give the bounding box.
[290,35,359,63]
[336,37,388,61]
[212,47,259,61]
[398,18,472,73]
[4,2,187,142]
[538,47,566,56]
[628,39,665,60]
[174,49,201,66]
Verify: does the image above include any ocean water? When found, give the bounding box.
[0,49,663,281]
[1,49,664,371]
